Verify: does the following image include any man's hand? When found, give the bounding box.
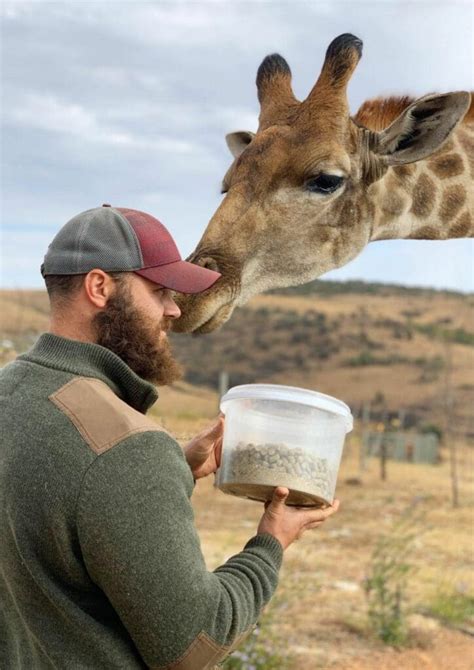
[257,487,340,550]
[184,416,224,480]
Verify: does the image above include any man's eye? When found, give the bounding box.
[306,174,345,194]
[157,288,175,300]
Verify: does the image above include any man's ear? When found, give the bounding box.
[374,92,471,166]
[225,131,255,158]
[84,269,114,309]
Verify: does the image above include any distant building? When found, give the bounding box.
[363,431,440,465]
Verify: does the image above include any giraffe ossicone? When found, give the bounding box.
[173,33,473,334]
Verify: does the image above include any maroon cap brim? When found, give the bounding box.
[134,260,221,294]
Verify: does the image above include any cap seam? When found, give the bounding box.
[110,208,144,268]
[139,258,186,269]
[44,267,143,276]
[75,211,93,273]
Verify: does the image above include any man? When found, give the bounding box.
[0,205,339,669]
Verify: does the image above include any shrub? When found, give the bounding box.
[420,423,443,440]
[412,323,474,347]
[364,506,425,647]
[345,350,378,366]
[426,587,474,626]
[372,390,386,407]
[222,619,293,670]
[344,351,409,367]
[417,356,445,383]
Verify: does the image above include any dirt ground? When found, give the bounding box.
[184,432,474,669]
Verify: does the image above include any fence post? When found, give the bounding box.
[380,410,389,481]
[443,337,459,507]
[360,402,371,473]
[398,408,406,430]
[218,371,229,411]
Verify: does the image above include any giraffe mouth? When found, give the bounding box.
[192,302,236,334]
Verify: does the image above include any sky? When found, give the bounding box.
[1,0,473,291]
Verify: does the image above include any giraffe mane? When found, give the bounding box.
[353,93,474,131]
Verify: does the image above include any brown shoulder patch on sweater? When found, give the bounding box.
[156,627,255,670]
[49,377,165,455]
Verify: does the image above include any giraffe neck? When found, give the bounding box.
[368,123,474,242]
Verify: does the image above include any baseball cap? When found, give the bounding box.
[41,205,221,294]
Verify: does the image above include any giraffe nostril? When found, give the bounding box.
[197,256,220,273]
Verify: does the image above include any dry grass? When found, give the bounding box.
[243,292,474,436]
[106,375,474,668]
[249,293,474,332]
[0,290,50,336]
[148,381,220,437]
[186,434,474,669]
[1,288,473,667]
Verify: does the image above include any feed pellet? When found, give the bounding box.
[219,441,334,507]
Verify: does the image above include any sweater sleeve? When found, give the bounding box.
[76,431,283,669]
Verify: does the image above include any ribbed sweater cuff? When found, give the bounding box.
[244,533,284,569]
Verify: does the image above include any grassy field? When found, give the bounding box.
[146,387,474,669]
[2,284,473,668]
[189,434,474,669]
[150,379,474,668]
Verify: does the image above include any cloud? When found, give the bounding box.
[6,92,205,154]
[1,1,473,291]
[1,230,52,286]
[9,93,99,137]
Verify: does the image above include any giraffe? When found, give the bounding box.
[173,34,473,334]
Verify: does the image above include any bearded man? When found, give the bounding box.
[0,205,339,669]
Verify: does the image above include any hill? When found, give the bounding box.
[1,280,473,437]
[267,278,468,299]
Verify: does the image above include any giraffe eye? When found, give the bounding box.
[306,174,345,194]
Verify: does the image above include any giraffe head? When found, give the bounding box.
[173,34,470,333]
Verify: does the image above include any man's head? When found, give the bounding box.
[42,205,221,384]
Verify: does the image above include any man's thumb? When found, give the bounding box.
[201,417,224,444]
[210,416,224,435]
[271,487,289,507]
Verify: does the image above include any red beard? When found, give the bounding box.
[92,282,183,386]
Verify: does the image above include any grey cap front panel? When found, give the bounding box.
[42,208,144,275]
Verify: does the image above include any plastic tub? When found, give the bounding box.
[215,384,353,507]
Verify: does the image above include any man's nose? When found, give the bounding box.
[165,296,181,319]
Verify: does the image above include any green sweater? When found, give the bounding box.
[0,333,283,669]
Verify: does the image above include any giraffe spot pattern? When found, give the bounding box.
[457,129,474,178]
[311,225,332,246]
[410,225,440,240]
[338,198,361,228]
[365,197,376,223]
[428,153,464,179]
[410,173,436,218]
[438,184,467,223]
[392,164,416,182]
[449,211,472,238]
[381,189,405,217]
[331,199,362,263]
[440,138,455,153]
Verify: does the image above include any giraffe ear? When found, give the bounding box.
[374,92,471,165]
[225,131,255,158]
